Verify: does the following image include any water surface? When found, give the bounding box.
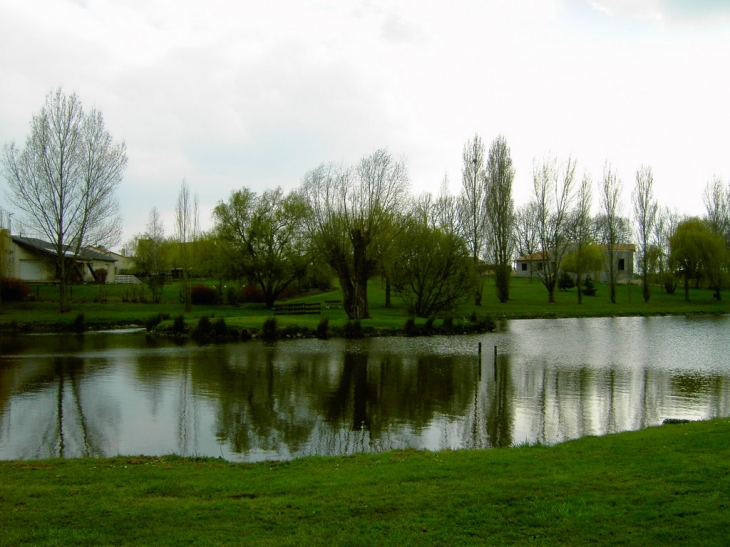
[1,315,728,461]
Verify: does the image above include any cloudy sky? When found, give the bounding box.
[2,0,729,248]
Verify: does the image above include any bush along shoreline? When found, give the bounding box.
[150,314,497,342]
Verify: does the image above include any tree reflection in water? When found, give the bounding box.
[1,316,730,461]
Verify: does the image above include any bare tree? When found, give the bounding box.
[600,163,623,303]
[633,166,658,303]
[2,87,126,311]
[533,155,576,303]
[134,207,168,302]
[654,206,681,294]
[459,135,488,305]
[514,202,540,283]
[703,176,730,243]
[570,173,594,304]
[485,135,515,303]
[175,180,199,312]
[300,149,409,319]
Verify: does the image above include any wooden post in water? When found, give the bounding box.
[494,345,498,379]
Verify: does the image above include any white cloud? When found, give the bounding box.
[1,0,729,246]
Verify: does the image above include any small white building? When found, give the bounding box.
[514,244,635,282]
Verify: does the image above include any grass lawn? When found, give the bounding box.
[1,418,728,546]
[1,276,727,334]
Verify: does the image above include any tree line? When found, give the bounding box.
[3,88,730,315]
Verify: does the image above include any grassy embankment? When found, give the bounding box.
[1,418,729,546]
[0,276,727,334]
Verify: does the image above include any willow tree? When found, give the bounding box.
[300,149,409,319]
[484,135,515,303]
[2,87,126,312]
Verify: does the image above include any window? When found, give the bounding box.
[521,263,528,271]
[618,258,625,271]
[537,262,544,271]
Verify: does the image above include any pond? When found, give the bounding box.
[1,315,728,461]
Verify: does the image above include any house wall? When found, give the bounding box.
[6,240,56,282]
[514,247,635,283]
[595,248,635,282]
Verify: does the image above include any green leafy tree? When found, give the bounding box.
[561,244,603,285]
[669,218,726,301]
[2,88,126,312]
[390,219,477,317]
[213,186,310,309]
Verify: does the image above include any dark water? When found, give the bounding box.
[1,315,728,461]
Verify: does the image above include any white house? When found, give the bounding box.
[1,233,119,283]
[514,244,636,282]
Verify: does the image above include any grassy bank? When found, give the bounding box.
[0,276,728,334]
[1,418,728,546]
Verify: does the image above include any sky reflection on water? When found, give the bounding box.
[1,315,728,461]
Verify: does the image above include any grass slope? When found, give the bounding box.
[1,277,728,333]
[1,419,729,546]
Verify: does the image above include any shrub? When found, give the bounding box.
[226,286,240,306]
[214,318,228,337]
[191,285,218,305]
[72,313,85,333]
[344,320,364,339]
[260,317,278,341]
[423,316,435,335]
[583,276,597,296]
[195,315,213,337]
[558,271,575,291]
[402,317,417,336]
[173,315,186,334]
[144,313,166,332]
[241,285,265,304]
[0,278,30,302]
[442,316,454,332]
[316,317,329,340]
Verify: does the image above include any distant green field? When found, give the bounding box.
[1,275,727,333]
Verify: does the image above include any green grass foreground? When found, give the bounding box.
[1,419,729,546]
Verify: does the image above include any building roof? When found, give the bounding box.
[10,236,116,263]
[515,244,635,262]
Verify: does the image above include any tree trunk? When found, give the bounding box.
[576,272,583,305]
[385,277,392,308]
[495,265,510,303]
[351,229,371,319]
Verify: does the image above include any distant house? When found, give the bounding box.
[514,244,635,282]
[2,234,119,283]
